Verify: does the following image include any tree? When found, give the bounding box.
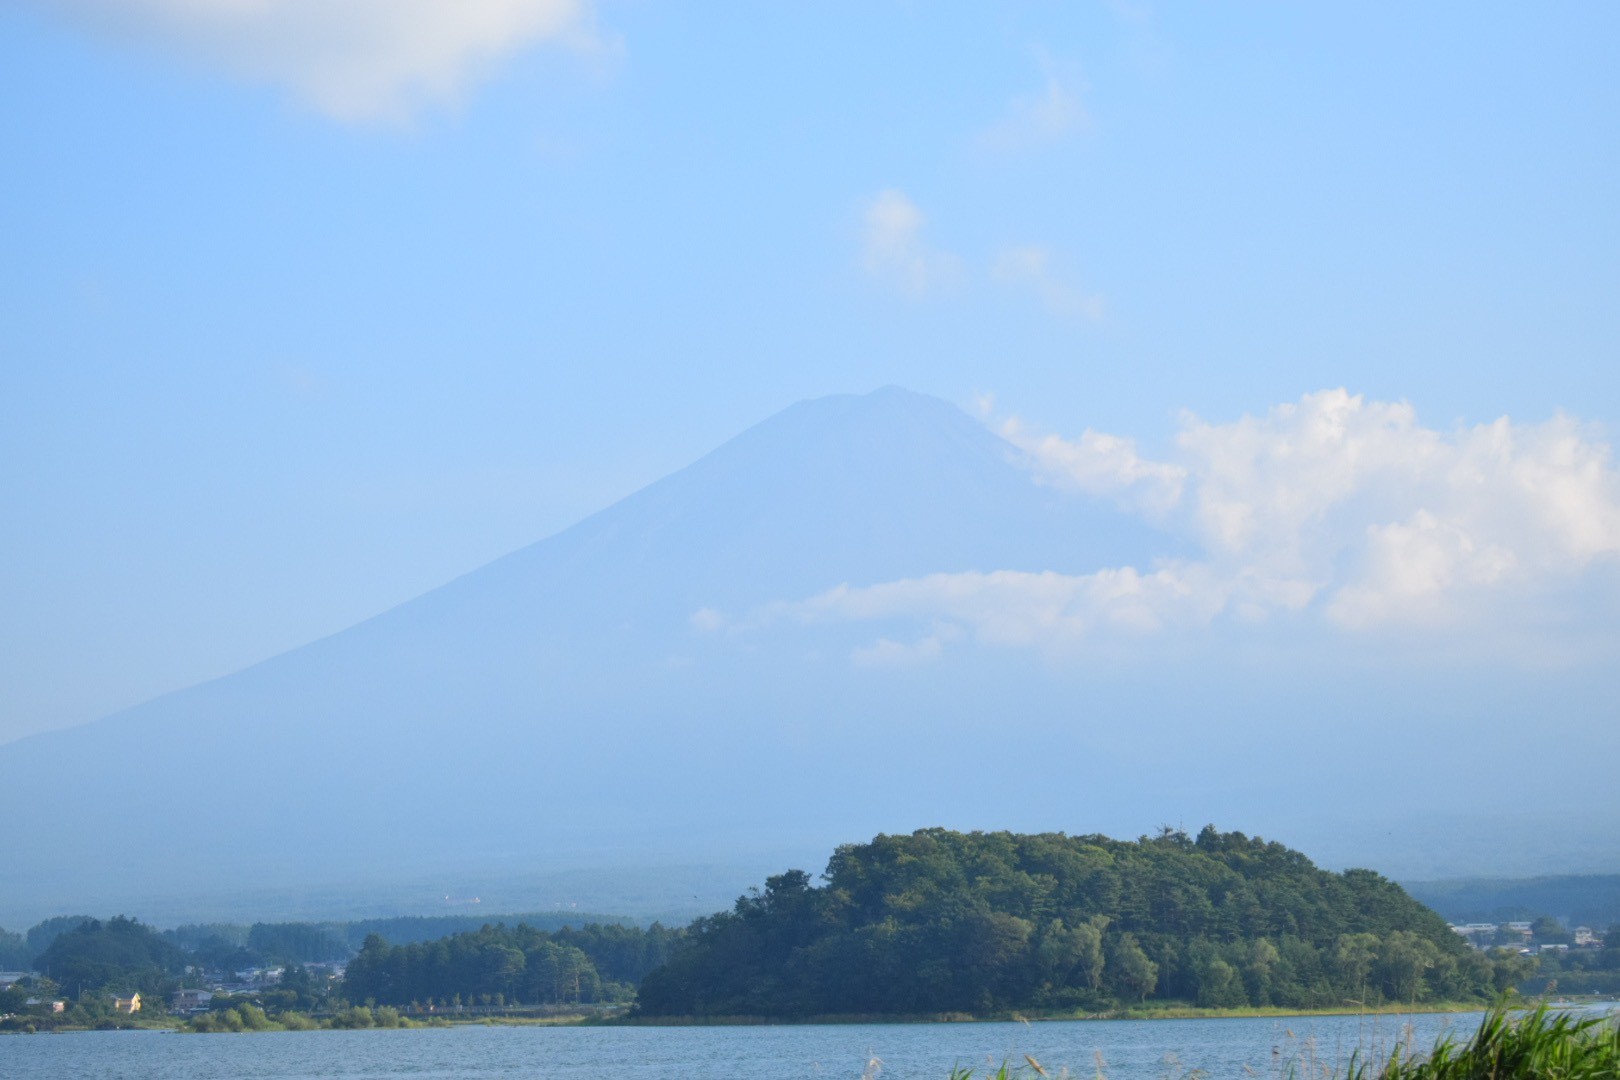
[1035,915,1107,994]
[485,945,525,1001]
[1377,931,1438,1002]
[1334,933,1380,1001]
[0,927,30,970]
[1106,933,1158,1002]
[1244,938,1280,1006]
[1495,924,1530,948]
[1074,917,1108,991]
[1530,916,1571,945]
[1190,943,1246,1008]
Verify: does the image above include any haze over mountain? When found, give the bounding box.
[1,387,1615,926]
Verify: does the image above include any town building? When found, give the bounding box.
[170,989,214,1012]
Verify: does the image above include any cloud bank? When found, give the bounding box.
[745,390,1620,662]
[43,0,598,122]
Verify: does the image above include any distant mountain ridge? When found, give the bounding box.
[1405,875,1620,929]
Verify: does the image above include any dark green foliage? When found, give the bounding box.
[157,912,637,966]
[550,921,681,985]
[638,827,1514,1018]
[337,912,632,951]
[1522,935,1620,996]
[340,924,626,1006]
[247,922,349,963]
[187,1003,279,1032]
[325,1004,412,1028]
[25,915,94,958]
[0,926,31,969]
[31,916,189,996]
[163,923,250,951]
[184,935,262,976]
[1530,916,1572,945]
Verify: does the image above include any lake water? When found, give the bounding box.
[5,1005,1616,1080]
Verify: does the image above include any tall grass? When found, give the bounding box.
[1345,1005,1620,1080]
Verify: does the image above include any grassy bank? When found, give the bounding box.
[1111,1001,1487,1021]
[620,1000,1494,1027]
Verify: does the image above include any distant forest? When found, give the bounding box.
[637,827,1531,1018]
[0,910,632,973]
[3,914,677,1017]
[342,922,682,1006]
[1404,876,1620,929]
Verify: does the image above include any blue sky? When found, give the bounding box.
[2,1,1618,744]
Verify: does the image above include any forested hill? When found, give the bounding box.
[637,827,1528,1018]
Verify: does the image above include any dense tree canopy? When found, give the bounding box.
[340,921,681,1007]
[637,827,1522,1018]
[0,926,31,969]
[25,915,94,958]
[32,916,188,996]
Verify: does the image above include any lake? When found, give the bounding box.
[5,1006,1616,1080]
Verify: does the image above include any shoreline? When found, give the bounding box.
[13,997,1612,1034]
[613,1000,1495,1027]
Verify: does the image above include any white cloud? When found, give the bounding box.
[851,629,955,668]
[977,51,1089,153]
[860,197,1100,315]
[42,0,599,122]
[689,607,726,632]
[749,390,1620,662]
[991,246,1105,320]
[794,568,1231,648]
[997,416,1184,513]
[1172,391,1620,614]
[1325,511,1516,628]
[861,190,962,298]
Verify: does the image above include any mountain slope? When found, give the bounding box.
[0,389,1160,919]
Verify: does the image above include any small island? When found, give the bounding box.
[632,826,1532,1020]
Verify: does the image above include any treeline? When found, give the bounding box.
[342,922,681,1007]
[161,910,633,968]
[637,827,1534,1018]
[0,909,633,977]
[2,911,664,1014]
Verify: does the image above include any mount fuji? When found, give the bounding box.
[1,387,1612,925]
